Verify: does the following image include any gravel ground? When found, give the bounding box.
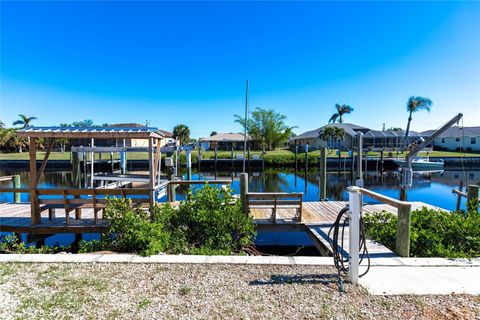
[0,263,479,320]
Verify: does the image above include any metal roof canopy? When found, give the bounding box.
[17,126,164,139]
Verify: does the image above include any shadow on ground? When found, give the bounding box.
[249,273,337,286]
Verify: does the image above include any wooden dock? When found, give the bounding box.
[1,200,443,257]
[250,200,444,257]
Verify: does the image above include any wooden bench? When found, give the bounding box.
[37,189,151,225]
[246,192,303,223]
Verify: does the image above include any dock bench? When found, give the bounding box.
[246,192,303,223]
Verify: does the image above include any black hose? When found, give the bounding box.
[327,206,371,284]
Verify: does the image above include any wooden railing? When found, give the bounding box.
[348,186,412,257]
[246,192,303,223]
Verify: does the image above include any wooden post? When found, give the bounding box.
[29,137,39,225]
[294,145,298,170]
[231,144,234,169]
[455,180,464,212]
[240,173,248,214]
[168,172,176,202]
[396,204,412,257]
[148,137,155,212]
[380,150,384,173]
[337,149,341,172]
[12,175,21,203]
[319,148,327,201]
[90,138,95,188]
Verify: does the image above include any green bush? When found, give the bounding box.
[80,185,256,256]
[363,207,480,258]
[0,234,69,253]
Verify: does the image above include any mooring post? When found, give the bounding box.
[396,203,412,257]
[380,150,384,173]
[240,173,248,214]
[356,132,364,187]
[13,175,21,203]
[295,145,298,170]
[319,148,327,201]
[455,180,464,212]
[347,187,361,284]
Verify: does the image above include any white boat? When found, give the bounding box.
[394,157,444,171]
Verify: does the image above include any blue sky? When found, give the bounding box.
[1,1,479,138]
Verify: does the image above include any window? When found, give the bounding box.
[455,137,460,142]
[471,137,477,144]
[441,138,445,143]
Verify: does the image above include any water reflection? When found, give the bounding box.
[1,167,477,211]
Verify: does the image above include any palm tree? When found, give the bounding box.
[13,114,37,128]
[173,124,190,147]
[329,104,354,124]
[210,131,218,137]
[403,96,432,149]
[319,126,345,150]
[0,121,5,128]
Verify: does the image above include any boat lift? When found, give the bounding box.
[399,113,463,201]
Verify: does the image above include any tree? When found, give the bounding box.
[404,96,432,149]
[329,104,354,124]
[234,107,296,150]
[12,114,37,128]
[210,131,218,137]
[72,120,94,127]
[319,126,345,150]
[0,121,5,128]
[173,124,190,147]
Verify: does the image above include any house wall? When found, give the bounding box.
[433,136,480,151]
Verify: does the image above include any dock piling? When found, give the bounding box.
[319,148,327,201]
[13,175,21,203]
[240,173,248,214]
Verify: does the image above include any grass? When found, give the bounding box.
[0,149,478,161]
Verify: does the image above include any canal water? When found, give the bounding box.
[1,167,478,251]
[1,168,477,211]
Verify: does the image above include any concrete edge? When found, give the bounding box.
[0,254,335,265]
[0,254,479,267]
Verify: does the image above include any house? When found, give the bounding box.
[421,126,480,152]
[289,123,424,151]
[289,123,369,150]
[198,133,249,151]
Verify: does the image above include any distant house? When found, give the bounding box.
[289,123,423,151]
[158,129,176,147]
[198,133,249,151]
[289,123,369,150]
[421,126,480,152]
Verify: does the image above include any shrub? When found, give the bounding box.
[0,234,69,253]
[80,185,256,256]
[363,207,480,258]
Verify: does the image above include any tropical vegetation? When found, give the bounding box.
[234,107,296,150]
[173,124,191,147]
[12,114,37,128]
[319,126,345,150]
[79,185,256,256]
[403,96,432,149]
[328,104,354,124]
[364,204,479,258]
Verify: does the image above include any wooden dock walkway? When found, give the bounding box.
[250,201,444,257]
[1,200,443,257]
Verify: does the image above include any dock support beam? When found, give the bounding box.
[29,137,39,225]
[319,148,327,201]
[13,175,21,203]
[240,173,248,214]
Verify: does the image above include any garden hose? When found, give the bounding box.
[328,206,371,291]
